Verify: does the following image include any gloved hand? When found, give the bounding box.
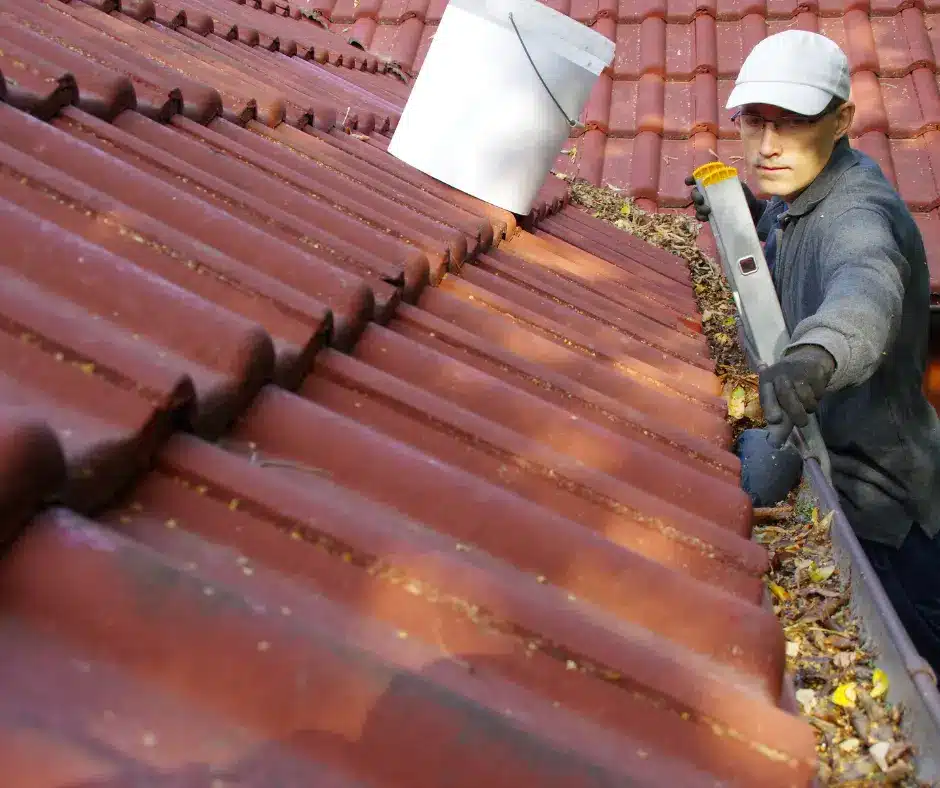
[737,428,804,507]
[759,344,836,432]
[684,175,711,222]
[684,175,762,223]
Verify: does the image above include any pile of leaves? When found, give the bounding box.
[759,494,921,785]
[566,178,762,442]
[564,176,925,786]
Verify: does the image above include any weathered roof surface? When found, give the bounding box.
[0,1,821,785]
[324,0,940,293]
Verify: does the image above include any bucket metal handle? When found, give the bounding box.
[508,12,580,129]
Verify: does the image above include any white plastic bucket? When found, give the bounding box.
[387,0,615,216]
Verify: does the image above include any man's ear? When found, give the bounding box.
[834,101,855,139]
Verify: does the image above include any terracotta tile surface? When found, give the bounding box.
[0,0,836,785]
[326,0,940,293]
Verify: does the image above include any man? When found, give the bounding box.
[687,30,940,669]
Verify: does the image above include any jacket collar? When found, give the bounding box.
[784,136,858,219]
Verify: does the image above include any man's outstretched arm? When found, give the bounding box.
[757,206,909,430]
[786,206,908,392]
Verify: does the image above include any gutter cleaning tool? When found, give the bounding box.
[388,0,615,216]
[692,161,832,481]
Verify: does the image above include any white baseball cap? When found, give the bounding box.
[726,30,851,116]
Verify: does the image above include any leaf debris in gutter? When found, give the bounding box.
[565,177,925,787]
[565,177,762,442]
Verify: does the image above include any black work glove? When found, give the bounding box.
[759,345,836,433]
[684,175,762,223]
[737,428,804,507]
[685,175,712,222]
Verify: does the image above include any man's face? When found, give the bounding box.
[738,102,855,200]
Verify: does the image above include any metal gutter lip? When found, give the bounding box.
[804,457,940,784]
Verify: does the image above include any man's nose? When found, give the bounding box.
[758,123,781,158]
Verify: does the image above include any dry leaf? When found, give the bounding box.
[794,557,814,572]
[882,760,915,781]
[850,709,871,741]
[800,585,842,599]
[795,688,817,713]
[870,740,891,772]
[885,741,912,764]
[834,651,857,669]
[839,737,861,753]
[743,395,763,420]
[798,595,845,625]
[838,755,878,781]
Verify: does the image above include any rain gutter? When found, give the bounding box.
[804,458,940,783]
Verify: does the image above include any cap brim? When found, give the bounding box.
[726,81,833,116]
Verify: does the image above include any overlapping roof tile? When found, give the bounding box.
[325,0,940,294]
[0,0,825,785]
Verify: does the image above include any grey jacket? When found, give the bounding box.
[744,136,940,547]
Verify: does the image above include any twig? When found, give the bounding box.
[754,505,794,523]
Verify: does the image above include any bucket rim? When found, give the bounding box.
[446,0,616,68]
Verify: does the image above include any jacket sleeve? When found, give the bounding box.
[787,207,909,392]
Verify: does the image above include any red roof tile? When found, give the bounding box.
[0,0,826,785]
[333,0,940,292]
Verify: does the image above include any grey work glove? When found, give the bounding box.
[759,345,836,436]
[684,175,762,224]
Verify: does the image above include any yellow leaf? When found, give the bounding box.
[810,564,836,583]
[727,386,747,420]
[811,507,819,524]
[768,581,790,602]
[620,203,631,216]
[871,668,890,699]
[832,682,858,708]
